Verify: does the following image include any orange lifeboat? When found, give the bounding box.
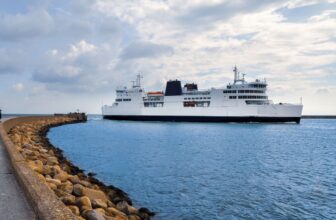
[147,91,164,95]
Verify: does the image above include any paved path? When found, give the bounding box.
[0,126,36,219]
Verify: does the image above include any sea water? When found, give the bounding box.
[48,116,336,219]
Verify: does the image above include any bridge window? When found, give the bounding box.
[223,90,236,94]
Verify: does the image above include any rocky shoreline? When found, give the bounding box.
[8,115,154,220]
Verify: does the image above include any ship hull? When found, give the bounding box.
[103,115,301,123]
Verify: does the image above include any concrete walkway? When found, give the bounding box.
[0,134,36,219]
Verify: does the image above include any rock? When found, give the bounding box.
[46,177,61,187]
[94,208,105,215]
[73,184,84,196]
[54,170,69,182]
[129,215,141,220]
[68,175,80,184]
[113,214,128,220]
[61,194,76,205]
[50,165,62,176]
[40,148,48,153]
[68,205,80,216]
[47,182,57,190]
[82,210,105,220]
[59,181,73,194]
[42,165,52,175]
[127,205,139,215]
[116,201,138,215]
[28,160,43,174]
[106,207,127,218]
[36,173,46,182]
[76,196,92,209]
[54,189,69,197]
[107,200,116,208]
[79,180,91,187]
[116,201,129,214]
[80,206,93,214]
[91,199,107,209]
[138,207,155,219]
[47,156,59,165]
[22,149,34,158]
[82,187,108,202]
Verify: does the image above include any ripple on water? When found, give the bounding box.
[48,118,336,220]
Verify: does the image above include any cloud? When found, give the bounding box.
[0,0,336,114]
[13,83,24,92]
[0,9,53,41]
[176,0,286,27]
[0,48,25,74]
[316,88,330,95]
[119,41,173,60]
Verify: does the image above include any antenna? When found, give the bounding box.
[135,73,143,88]
[233,66,239,83]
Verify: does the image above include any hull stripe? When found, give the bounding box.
[103,115,301,123]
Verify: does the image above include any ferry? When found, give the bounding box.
[102,67,303,123]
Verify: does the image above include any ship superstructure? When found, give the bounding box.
[102,67,303,123]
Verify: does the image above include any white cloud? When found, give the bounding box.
[0,9,53,41]
[0,0,335,114]
[13,83,24,92]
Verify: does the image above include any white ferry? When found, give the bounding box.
[102,67,303,123]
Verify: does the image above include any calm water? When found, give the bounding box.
[48,117,336,219]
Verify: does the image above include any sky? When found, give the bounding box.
[0,0,335,114]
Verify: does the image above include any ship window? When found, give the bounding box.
[116,99,122,102]
[229,96,237,99]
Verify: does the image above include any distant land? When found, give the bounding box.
[302,115,336,119]
[1,114,336,120]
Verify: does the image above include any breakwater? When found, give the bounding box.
[1,115,154,220]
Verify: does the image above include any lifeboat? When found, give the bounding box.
[147,91,164,96]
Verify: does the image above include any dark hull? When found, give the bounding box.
[103,115,301,123]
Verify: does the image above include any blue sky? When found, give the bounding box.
[0,0,335,114]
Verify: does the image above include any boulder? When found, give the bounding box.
[107,200,116,208]
[91,199,107,209]
[138,207,155,219]
[106,207,127,218]
[61,194,76,205]
[36,173,46,182]
[54,170,69,182]
[42,165,52,176]
[116,201,138,215]
[54,189,69,197]
[68,175,80,184]
[82,187,108,202]
[82,210,105,220]
[129,215,141,220]
[46,177,61,187]
[68,205,80,216]
[79,180,91,187]
[47,182,57,190]
[94,208,105,215]
[47,156,59,165]
[73,184,84,196]
[76,196,92,209]
[59,181,73,194]
[28,160,43,174]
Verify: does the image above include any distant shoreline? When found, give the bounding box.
[2,114,336,120]
[302,115,336,119]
